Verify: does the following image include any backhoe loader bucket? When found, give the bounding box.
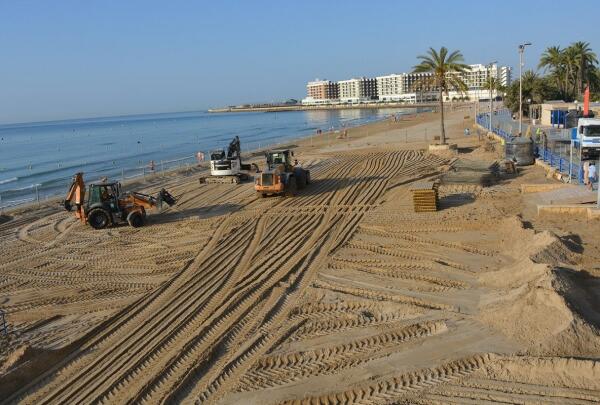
[159,189,177,206]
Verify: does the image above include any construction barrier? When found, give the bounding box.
[477,111,584,184]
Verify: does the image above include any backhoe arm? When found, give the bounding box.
[127,189,176,210]
[64,172,86,222]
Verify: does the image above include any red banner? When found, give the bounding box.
[584,85,590,116]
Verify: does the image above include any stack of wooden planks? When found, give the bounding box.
[409,181,439,212]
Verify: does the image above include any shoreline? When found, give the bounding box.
[0,108,430,211]
[0,109,435,217]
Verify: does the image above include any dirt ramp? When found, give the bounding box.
[480,356,600,391]
[415,355,600,404]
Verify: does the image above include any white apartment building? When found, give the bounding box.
[456,64,513,100]
[499,66,512,87]
[338,77,377,103]
[376,64,512,103]
[376,72,437,103]
[302,63,512,105]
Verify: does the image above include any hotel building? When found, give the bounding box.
[302,63,512,105]
[338,77,378,103]
[302,79,340,105]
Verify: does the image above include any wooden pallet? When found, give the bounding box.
[409,181,439,212]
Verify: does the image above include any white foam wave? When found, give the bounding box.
[0,177,18,185]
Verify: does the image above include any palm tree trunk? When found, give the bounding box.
[439,89,445,144]
[565,68,570,99]
[577,65,583,98]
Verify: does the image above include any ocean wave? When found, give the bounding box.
[0,196,35,208]
[5,183,42,192]
[0,177,18,185]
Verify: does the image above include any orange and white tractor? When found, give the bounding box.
[64,172,176,229]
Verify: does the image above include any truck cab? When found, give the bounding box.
[573,118,600,159]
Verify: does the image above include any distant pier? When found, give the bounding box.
[207,101,461,113]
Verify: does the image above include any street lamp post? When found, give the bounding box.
[487,61,497,133]
[518,42,532,136]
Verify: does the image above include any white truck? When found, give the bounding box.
[572,118,600,160]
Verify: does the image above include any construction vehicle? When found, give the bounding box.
[572,117,600,160]
[254,149,310,197]
[63,172,176,229]
[199,136,258,184]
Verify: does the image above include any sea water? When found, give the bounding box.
[0,108,423,207]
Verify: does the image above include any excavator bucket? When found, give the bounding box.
[159,189,177,206]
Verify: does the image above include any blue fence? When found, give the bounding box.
[477,111,584,184]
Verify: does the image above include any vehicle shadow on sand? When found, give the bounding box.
[290,176,388,198]
[147,203,243,224]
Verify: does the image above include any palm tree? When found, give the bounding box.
[539,46,567,97]
[413,47,470,144]
[563,46,584,99]
[482,76,506,99]
[569,41,598,97]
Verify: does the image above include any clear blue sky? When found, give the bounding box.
[1,0,598,124]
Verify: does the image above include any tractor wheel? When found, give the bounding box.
[286,177,297,197]
[298,172,307,190]
[127,211,145,228]
[87,208,110,230]
[294,168,306,190]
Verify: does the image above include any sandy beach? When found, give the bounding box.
[1,107,600,404]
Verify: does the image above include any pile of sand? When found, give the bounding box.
[478,217,600,356]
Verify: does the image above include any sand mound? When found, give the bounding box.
[494,216,578,265]
[478,216,596,352]
[479,264,574,347]
[480,356,600,390]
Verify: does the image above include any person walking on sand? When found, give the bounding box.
[588,163,597,191]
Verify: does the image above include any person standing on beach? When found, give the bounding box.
[587,163,597,191]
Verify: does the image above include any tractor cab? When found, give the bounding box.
[266,150,294,172]
[86,182,122,214]
[255,149,310,197]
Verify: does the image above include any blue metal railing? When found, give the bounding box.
[477,111,584,184]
